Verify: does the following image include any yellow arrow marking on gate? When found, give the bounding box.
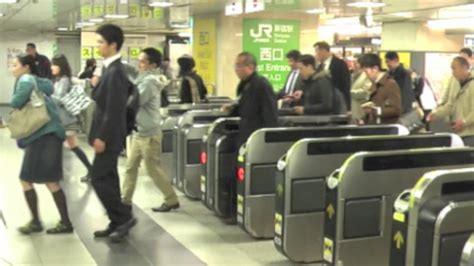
[394,231,404,249]
[326,204,335,219]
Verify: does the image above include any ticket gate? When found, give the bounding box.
[174,110,230,198]
[162,104,228,179]
[390,168,474,266]
[275,133,463,263]
[200,118,240,212]
[203,115,349,219]
[461,233,474,266]
[322,147,474,266]
[237,125,407,239]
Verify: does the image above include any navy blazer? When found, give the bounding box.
[89,59,131,152]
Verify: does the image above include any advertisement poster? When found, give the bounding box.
[243,19,300,91]
[193,17,217,94]
[424,52,458,99]
[7,48,23,69]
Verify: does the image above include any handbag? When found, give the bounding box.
[8,76,51,140]
[60,84,92,116]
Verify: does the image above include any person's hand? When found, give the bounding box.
[292,90,303,101]
[93,139,106,154]
[452,120,465,133]
[294,106,304,115]
[220,104,232,112]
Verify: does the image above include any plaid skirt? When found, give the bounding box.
[20,134,63,183]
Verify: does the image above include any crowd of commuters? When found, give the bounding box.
[4,23,474,243]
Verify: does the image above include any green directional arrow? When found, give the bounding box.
[326,204,335,219]
[394,231,404,249]
[276,184,283,197]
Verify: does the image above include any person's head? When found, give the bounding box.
[177,55,195,76]
[360,53,383,81]
[12,54,38,78]
[297,54,317,80]
[459,48,473,62]
[51,54,72,78]
[384,51,400,71]
[286,50,301,70]
[139,47,162,72]
[26,43,37,57]
[235,52,257,80]
[95,24,124,58]
[313,41,331,63]
[85,58,97,69]
[451,56,471,82]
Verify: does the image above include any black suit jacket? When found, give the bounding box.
[232,72,278,147]
[388,65,415,114]
[276,70,303,99]
[328,56,351,109]
[89,59,131,152]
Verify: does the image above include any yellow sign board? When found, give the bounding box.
[380,52,411,70]
[154,7,163,19]
[93,4,104,17]
[193,17,217,95]
[142,7,151,19]
[81,5,92,18]
[106,4,115,15]
[93,47,101,59]
[81,47,93,59]
[130,4,139,17]
[130,48,141,59]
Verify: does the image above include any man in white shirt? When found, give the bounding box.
[277,50,303,108]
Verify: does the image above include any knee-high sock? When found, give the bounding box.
[24,189,40,223]
[51,190,71,226]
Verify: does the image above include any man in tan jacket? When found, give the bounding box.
[429,57,474,145]
[359,53,402,124]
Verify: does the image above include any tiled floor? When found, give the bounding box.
[0,127,305,266]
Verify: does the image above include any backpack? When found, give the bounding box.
[126,82,140,135]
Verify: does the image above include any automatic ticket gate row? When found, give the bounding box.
[162,103,232,179]
[274,133,462,263]
[391,168,474,266]
[173,110,231,199]
[322,147,474,266]
[236,125,410,239]
[199,115,350,218]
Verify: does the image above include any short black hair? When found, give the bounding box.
[142,48,162,67]
[52,54,72,78]
[178,55,196,76]
[385,51,399,61]
[360,53,382,69]
[238,52,257,67]
[297,54,316,69]
[96,24,124,51]
[286,50,301,61]
[453,56,470,68]
[26,43,36,49]
[460,48,473,58]
[313,41,331,52]
[17,54,38,76]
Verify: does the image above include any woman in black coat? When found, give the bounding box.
[177,55,207,103]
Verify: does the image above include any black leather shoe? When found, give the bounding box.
[109,217,137,243]
[152,203,180,212]
[94,226,116,238]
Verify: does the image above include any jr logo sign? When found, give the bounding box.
[243,19,300,92]
[250,24,273,39]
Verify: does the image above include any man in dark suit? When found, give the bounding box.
[276,50,303,108]
[224,52,278,148]
[385,51,415,114]
[314,41,351,109]
[88,24,136,243]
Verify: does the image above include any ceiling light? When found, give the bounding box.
[347,1,386,8]
[104,14,129,19]
[89,18,105,23]
[0,13,4,17]
[76,21,95,27]
[57,27,69,31]
[149,1,174,7]
[427,18,474,29]
[0,0,18,3]
[178,32,192,37]
[306,8,325,14]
